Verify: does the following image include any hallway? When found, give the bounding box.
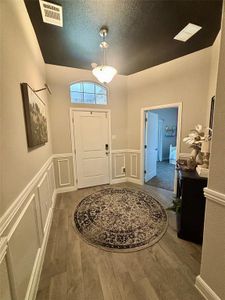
[36,183,202,300]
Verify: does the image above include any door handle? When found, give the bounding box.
[105,151,110,155]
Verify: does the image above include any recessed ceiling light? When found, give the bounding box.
[174,23,202,42]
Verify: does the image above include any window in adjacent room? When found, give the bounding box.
[70,81,108,105]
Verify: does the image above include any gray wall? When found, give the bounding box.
[1,0,52,217]
[127,47,213,152]
[46,64,127,153]
[199,4,225,299]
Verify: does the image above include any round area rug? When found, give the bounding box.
[74,188,168,252]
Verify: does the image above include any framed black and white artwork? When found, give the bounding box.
[21,83,48,149]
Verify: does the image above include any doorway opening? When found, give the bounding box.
[141,104,182,192]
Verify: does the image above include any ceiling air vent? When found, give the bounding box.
[39,0,63,27]
[174,23,202,42]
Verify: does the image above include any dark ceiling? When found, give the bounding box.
[24,0,222,75]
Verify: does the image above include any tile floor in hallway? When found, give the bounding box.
[36,183,203,300]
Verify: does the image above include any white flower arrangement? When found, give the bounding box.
[183,124,212,150]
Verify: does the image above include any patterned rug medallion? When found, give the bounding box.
[74,188,168,252]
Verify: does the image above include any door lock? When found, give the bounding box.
[105,144,110,155]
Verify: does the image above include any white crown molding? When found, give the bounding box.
[195,275,221,300]
[204,188,225,207]
[0,156,52,236]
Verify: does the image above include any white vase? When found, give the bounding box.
[191,148,198,160]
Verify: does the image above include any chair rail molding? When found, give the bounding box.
[204,188,225,207]
[0,237,8,264]
[111,149,141,154]
[0,156,52,237]
[52,153,73,158]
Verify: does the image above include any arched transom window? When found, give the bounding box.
[70,81,108,105]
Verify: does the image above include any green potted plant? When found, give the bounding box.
[167,197,182,231]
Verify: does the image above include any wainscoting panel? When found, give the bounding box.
[37,173,50,233]
[57,159,71,186]
[0,156,58,300]
[113,153,126,178]
[130,154,138,178]
[0,150,142,300]
[53,155,75,191]
[7,194,41,300]
[111,150,141,184]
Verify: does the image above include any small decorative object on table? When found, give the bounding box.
[196,135,211,177]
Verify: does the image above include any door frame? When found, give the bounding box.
[140,102,182,193]
[69,107,112,189]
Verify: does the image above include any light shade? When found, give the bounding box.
[92,65,117,84]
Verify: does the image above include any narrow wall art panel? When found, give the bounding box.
[21,83,48,148]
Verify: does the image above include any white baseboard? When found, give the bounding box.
[195,275,221,300]
[111,177,128,185]
[56,185,77,194]
[25,191,57,300]
[127,177,142,185]
[111,177,142,185]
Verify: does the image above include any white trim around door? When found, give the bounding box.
[140,102,183,193]
[70,108,112,189]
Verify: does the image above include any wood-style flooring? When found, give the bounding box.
[36,183,203,300]
[146,161,175,191]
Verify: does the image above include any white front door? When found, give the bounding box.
[144,111,159,182]
[73,111,110,188]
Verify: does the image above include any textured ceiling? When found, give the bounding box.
[24,0,222,75]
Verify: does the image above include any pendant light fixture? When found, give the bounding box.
[92,27,117,84]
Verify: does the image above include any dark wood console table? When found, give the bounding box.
[176,169,207,244]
